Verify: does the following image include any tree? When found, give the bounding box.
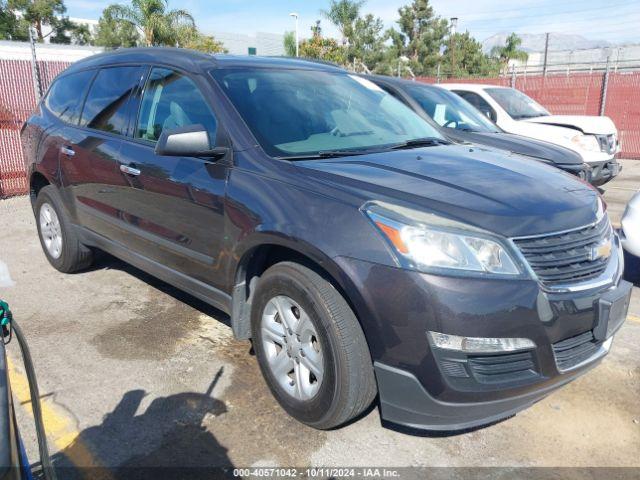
[299,20,345,64]
[0,0,28,40]
[50,17,93,45]
[95,4,140,48]
[490,32,528,72]
[321,0,364,45]
[441,31,500,77]
[106,0,194,46]
[388,0,449,75]
[9,0,66,41]
[177,26,225,53]
[283,30,296,57]
[348,13,385,70]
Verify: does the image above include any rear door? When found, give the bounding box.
[60,65,148,239]
[114,67,230,288]
[33,69,95,205]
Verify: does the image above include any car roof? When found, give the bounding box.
[439,83,508,91]
[366,74,439,89]
[63,47,345,76]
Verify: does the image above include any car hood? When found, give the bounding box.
[524,115,617,135]
[445,130,584,165]
[297,145,600,238]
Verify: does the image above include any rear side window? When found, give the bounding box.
[44,70,95,124]
[80,66,146,134]
[135,68,217,143]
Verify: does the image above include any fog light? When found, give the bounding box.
[428,331,536,353]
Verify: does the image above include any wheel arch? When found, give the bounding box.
[230,238,367,342]
[29,170,51,205]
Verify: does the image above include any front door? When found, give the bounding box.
[115,67,230,289]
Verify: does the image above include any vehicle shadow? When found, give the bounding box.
[87,252,231,327]
[33,368,235,480]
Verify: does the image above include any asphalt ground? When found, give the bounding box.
[0,160,638,479]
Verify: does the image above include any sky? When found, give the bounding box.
[65,0,640,45]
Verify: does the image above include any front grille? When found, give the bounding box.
[596,134,617,154]
[513,217,612,287]
[552,331,601,371]
[468,351,537,384]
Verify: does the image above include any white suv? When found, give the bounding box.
[441,84,621,185]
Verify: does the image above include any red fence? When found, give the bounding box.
[1,59,639,197]
[418,71,640,162]
[0,59,70,197]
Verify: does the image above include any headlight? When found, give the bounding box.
[364,202,521,276]
[571,134,600,153]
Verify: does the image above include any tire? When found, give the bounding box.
[250,261,376,429]
[35,185,93,273]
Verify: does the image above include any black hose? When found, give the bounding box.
[10,319,57,480]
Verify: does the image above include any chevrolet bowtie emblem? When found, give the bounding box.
[589,238,612,261]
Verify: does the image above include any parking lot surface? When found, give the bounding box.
[0,160,639,474]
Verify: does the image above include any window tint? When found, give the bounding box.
[80,66,146,134]
[454,91,497,122]
[44,70,95,124]
[136,68,217,144]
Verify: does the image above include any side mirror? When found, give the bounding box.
[155,124,228,159]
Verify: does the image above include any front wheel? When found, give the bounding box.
[251,262,376,430]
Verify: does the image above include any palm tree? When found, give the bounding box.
[108,0,194,47]
[321,0,365,45]
[491,33,529,73]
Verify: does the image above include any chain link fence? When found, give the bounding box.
[0,58,70,198]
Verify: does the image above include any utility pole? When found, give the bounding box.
[289,12,299,57]
[542,32,550,76]
[28,26,42,102]
[600,56,611,116]
[449,17,458,78]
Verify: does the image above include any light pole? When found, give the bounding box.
[449,17,458,77]
[289,12,299,57]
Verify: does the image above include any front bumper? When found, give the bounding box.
[588,158,621,186]
[336,245,631,431]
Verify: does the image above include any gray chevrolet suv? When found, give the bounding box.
[21,49,632,430]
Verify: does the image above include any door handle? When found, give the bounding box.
[120,164,141,176]
[60,146,75,157]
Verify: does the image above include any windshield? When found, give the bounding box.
[404,83,500,133]
[211,68,444,158]
[486,88,550,120]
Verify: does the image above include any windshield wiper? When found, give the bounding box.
[390,137,451,150]
[277,149,379,161]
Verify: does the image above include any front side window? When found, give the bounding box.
[80,66,146,134]
[211,68,444,158]
[454,91,497,123]
[44,70,95,124]
[136,68,217,143]
[406,85,500,133]
[485,88,550,120]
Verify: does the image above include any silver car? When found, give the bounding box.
[621,191,640,258]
